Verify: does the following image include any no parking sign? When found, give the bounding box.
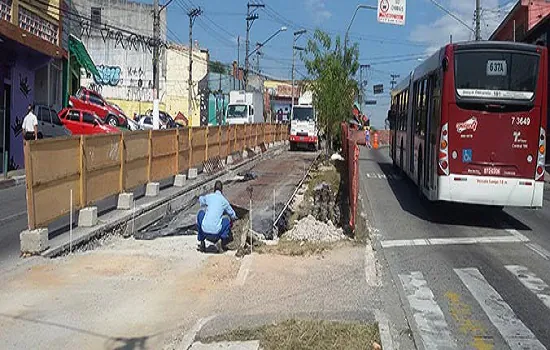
[377,0,406,26]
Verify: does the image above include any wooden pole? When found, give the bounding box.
[175,128,180,174]
[218,125,222,157]
[188,127,193,168]
[205,126,209,162]
[80,135,88,207]
[147,130,152,182]
[119,133,126,192]
[24,141,36,230]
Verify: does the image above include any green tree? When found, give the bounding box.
[301,29,360,151]
[209,61,227,75]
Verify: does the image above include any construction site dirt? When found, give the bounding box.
[135,150,319,243]
[0,148,385,350]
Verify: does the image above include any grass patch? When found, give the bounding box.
[200,319,380,350]
[255,238,350,256]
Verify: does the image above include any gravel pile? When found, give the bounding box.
[285,215,346,243]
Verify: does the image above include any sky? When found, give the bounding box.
[162,0,515,128]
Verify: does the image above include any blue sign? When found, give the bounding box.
[462,149,472,163]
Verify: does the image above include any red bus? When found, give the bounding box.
[388,41,547,207]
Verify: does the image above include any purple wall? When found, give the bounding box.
[9,58,36,170]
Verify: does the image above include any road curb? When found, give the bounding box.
[0,175,25,190]
[41,144,286,258]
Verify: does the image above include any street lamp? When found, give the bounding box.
[344,4,377,51]
[244,26,287,91]
[246,26,287,60]
[291,29,307,117]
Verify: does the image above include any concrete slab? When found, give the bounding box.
[226,155,233,165]
[146,182,160,197]
[189,168,198,180]
[20,228,49,254]
[174,174,187,187]
[78,207,98,227]
[117,193,134,210]
[189,341,260,350]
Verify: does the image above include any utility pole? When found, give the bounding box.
[390,74,400,90]
[153,0,160,100]
[475,0,481,41]
[237,35,240,89]
[187,7,202,122]
[359,64,369,110]
[152,0,161,129]
[245,2,264,90]
[291,29,306,116]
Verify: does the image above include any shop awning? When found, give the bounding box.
[68,34,99,77]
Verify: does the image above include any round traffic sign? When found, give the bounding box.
[380,0,389,13]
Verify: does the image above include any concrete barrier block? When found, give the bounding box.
[146,182,160,197]
[242,150,248,159]
[117,193,134,210]
[20,228,49,254]
[188,168,198,180]
[174,174,186,187]
[78,207,98,227]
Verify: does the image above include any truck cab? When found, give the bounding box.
[290,92,318,151]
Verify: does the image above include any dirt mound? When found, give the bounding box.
[284,215,346,243]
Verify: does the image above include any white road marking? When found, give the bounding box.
[455,268,545,350]
[525,243,550,260]
[0,211,27,224]
[178,315,216,350]
[505,265,550,310]
[382,235,528,248]
[398,271,456,349]
[235,255,253,286]
[505,228,530,242]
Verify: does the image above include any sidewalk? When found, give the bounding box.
[0,169,25,190]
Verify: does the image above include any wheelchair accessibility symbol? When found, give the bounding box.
[462,149,472,163]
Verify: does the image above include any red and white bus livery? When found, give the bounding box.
[389,41,547,208]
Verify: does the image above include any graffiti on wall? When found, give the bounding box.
[198,76,209,126]
[88,82,103,94]
[94,65,122,86]
[19,74,31,98]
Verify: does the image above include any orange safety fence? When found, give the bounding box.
[24,123,287,230]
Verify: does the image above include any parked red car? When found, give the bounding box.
[69,88,127,127]
[59,108,120,135]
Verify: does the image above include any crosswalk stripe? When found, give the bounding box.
[455,268,545,350]
[505,265,550,310]
[399,271,456,349]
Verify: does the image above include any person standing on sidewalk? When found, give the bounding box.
[197,181,238,253]
[22,104,38,142]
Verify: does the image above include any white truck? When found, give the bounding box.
[225,90,264,125]
[290,91,318,151]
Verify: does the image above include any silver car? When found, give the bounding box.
[35,105,72,139]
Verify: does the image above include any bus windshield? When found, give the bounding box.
[227,105,247,119]
[455,51,539,101]
[292,107,314,122]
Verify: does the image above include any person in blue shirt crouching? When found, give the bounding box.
[197,180,238,253]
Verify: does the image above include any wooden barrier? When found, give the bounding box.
[24,123,287,230]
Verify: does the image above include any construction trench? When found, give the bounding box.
[132,148,348,252]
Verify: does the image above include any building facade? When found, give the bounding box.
[1,0,65,172]
[73,0,167,117]
[165,43,208,127]
[490,0,550,41]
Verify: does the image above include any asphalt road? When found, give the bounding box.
[360,146,550,350]
[0,185,27,268]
